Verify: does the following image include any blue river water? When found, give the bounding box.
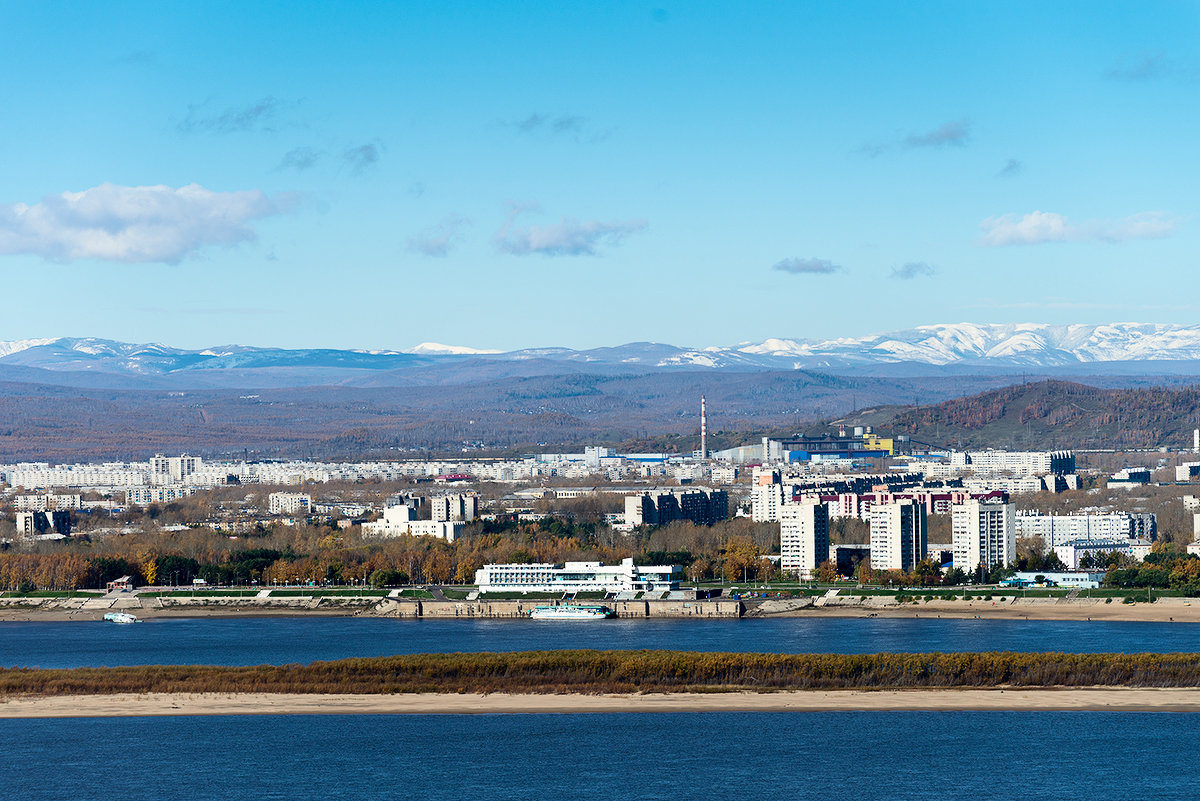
[5,711,1198,801]
[3,616,1200,667]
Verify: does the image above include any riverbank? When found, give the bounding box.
[6,687,1200,717]
[1,594,1197,623]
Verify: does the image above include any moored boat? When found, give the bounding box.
[528,603,615,620]
[103,611,140,624]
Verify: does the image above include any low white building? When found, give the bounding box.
[474,557,680,594]
[361,502,464,542]
[1053,539,1148,570]
[1007,571,1106,589]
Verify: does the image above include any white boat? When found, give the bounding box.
[103,611,140,624]
[528,603,614,620]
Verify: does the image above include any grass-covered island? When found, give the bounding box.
[7,650,1200,697]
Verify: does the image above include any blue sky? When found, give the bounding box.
[0,1,1196,351]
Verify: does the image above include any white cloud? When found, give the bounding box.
[890,261,936,280]
[407,215,470,257]
[772,257,842,275]
[0,183,289,264]
[979,210,1176,246]
[493,209,646,256]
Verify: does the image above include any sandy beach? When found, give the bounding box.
[4,688,1200,717]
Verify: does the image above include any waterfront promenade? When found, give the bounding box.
[1,591,1197,623]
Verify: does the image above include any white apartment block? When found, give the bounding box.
[149,455,202,485]
[869,501,928,572]
[751,483,785,523]
[952,500,1016,576]
[949,450,1075,477]
[1053,539,1150,570]
[361,502,464,542]
[1015,512,1156,547]
[5,464,148,489]
[1177,462,1200,482]
[268,492,313,515]
[710,465,738,484]
[780,500,829,580]
[15,493,82,512]
[124,485,201,505]
[430,493,478,522]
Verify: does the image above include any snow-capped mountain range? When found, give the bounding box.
[3,323,1200,389]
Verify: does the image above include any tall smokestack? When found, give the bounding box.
[700,395,708,459]
[1194,427,1199,454]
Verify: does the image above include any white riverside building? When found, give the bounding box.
[474,557,681,594]
[952,499,1016,575]
[779,500,829,580]
[869,500,928,572]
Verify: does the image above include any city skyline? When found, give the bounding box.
[1,1,1196,351]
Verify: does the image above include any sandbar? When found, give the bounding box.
[5,688,1200,717]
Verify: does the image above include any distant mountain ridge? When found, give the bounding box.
[3,323,1200,390]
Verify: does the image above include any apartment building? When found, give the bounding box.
[779,500,829,580]
[268,492,313,515]
[952,499,1016,575]
[869,500,928,572]
[430,493,478,522]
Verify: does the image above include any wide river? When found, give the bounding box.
[4,616,1200,668]
[6,711,1199,801]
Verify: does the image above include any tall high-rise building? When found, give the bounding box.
[780,500,829,579]
[431,493,479,522]
[952,499,1015,576]
[149,454,202,485]
[869,500,927,572]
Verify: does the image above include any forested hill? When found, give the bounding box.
[880,380,1200,451]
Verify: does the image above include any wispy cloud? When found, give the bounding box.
[1106,51,1167,81]
[275,146,324,172]
[493,206,645,256]
[890,261,937,280]
[509,113,609,142]
[0,183,290,264]
[176,97,282,134]
[342,143,381,174]
[997,158,1022,178]
[979,210,1176,246]
[772,257,843,275]
[408,215,471,257]
[904,119,970,149]
[863,118,971,156]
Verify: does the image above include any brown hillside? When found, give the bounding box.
[886,380,1200,450]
